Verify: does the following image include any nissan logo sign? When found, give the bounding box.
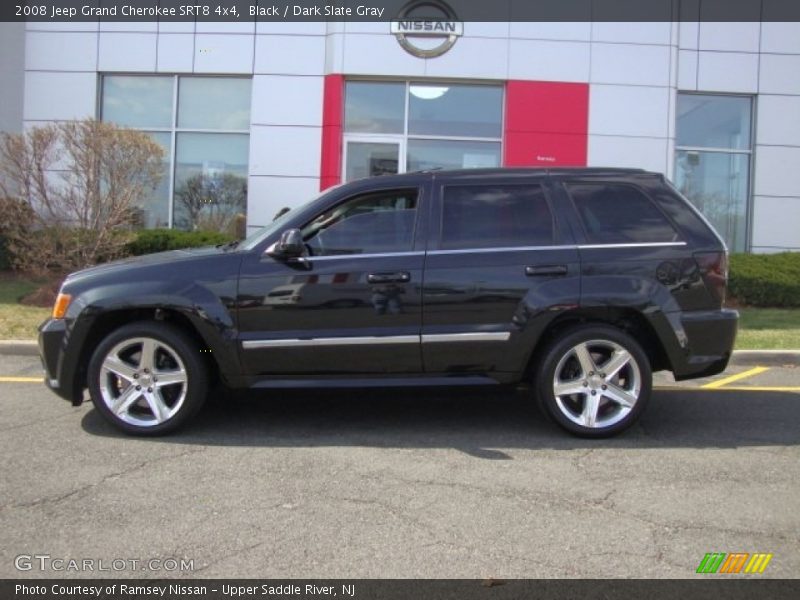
[390,0,463,58]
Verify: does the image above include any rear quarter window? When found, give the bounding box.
[565,182,680,244]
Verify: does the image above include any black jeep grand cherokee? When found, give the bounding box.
[39,168,737,437]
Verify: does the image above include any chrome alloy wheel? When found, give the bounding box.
[98,336,188,427]
[552,339,642,429]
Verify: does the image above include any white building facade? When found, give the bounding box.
[4,18,800,252]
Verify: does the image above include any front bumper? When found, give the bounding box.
[671,308,739,381]
[38,318,82,405]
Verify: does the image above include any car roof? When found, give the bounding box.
[430,167,649,178]
[343,167,653,187]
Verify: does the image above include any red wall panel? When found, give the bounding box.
[504,80,589,167]
[321,77,588,187]
[319,74,344,191]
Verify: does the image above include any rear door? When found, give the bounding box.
[421,175,580,376]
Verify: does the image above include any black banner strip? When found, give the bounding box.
[3,579,800,600]
[3,0,800,23]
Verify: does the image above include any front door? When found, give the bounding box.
[237,186,425,376]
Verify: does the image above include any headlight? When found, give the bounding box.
[52,292,72,319]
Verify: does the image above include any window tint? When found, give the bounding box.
[172,133,249,231]
[344,82,405,134]
[441,185,554,250]
[102,76,173,129]
[303,190,417,256]
[408,84,503,138]
[342,81,503,182]
[675,93,752,252]
[407,139,500,172]
[566,183,679,244]
[178,77,252,130]
[101,75,251,230]
[676,94,751,150]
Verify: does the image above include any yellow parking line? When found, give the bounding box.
[0,376,42,383]
[656,385,800,393]
[701,366,770,389]
[706,385,800,392]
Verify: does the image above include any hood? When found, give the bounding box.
[63,246,223,287]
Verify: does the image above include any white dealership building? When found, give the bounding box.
[1,9,799,252]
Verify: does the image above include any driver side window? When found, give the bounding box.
[302,189,418,256]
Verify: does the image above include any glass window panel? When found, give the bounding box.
[441,185,554,250]
[345,142,399,181]
[102,76,173,129]
[303,190,417,256]
[344,82,405,134]
[675,150,749,252]
[407,139,500,171]
[409,84,502,138]
[132,131,171,229]
[676,94,752,150]
[173,133,249,231]
[178,77,252,130]
[566,183,680,244]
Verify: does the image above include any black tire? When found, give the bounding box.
[534,324,652,438]
[87,321,208,436]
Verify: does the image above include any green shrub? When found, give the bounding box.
[125,229,234,256]
[729,252,800,308]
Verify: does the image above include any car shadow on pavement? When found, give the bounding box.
[81,387,800,454]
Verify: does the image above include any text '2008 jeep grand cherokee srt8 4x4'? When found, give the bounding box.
[39,168,738,438]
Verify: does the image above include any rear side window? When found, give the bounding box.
[566,183,680,244]
[440,184,554,250]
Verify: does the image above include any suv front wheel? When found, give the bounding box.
[87,321,208,435]
[535,325,652,438]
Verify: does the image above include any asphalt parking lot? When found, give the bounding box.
[1,354,798,579]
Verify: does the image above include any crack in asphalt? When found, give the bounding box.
[350,468,794,543]
[191,539,268,575]
[0,447,209,513]
[572,448,596,469]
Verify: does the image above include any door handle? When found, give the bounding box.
[525,265,568,277]
[367,271,411,284]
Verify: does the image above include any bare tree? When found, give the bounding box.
[174,172,247,237]
[0,119,164,273]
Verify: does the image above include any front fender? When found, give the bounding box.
[61,276,241,392]
[79,281,238,366]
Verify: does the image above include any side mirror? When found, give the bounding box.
[267,228,306,259]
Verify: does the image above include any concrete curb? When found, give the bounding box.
[1,339,797,365]
[729,350,799,366]
[0,340,38,356]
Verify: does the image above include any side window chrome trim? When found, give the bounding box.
[428,245,569,255]
[303,251,425,261]
[289,242,688,262]
[426,242,687,256]
[577,242,687,249]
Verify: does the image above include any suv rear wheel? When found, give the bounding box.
[535,325,651,437]
[87,321,208,435]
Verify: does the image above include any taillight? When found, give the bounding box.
[694,251,728,307]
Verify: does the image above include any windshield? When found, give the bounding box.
[238,191,326,251]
